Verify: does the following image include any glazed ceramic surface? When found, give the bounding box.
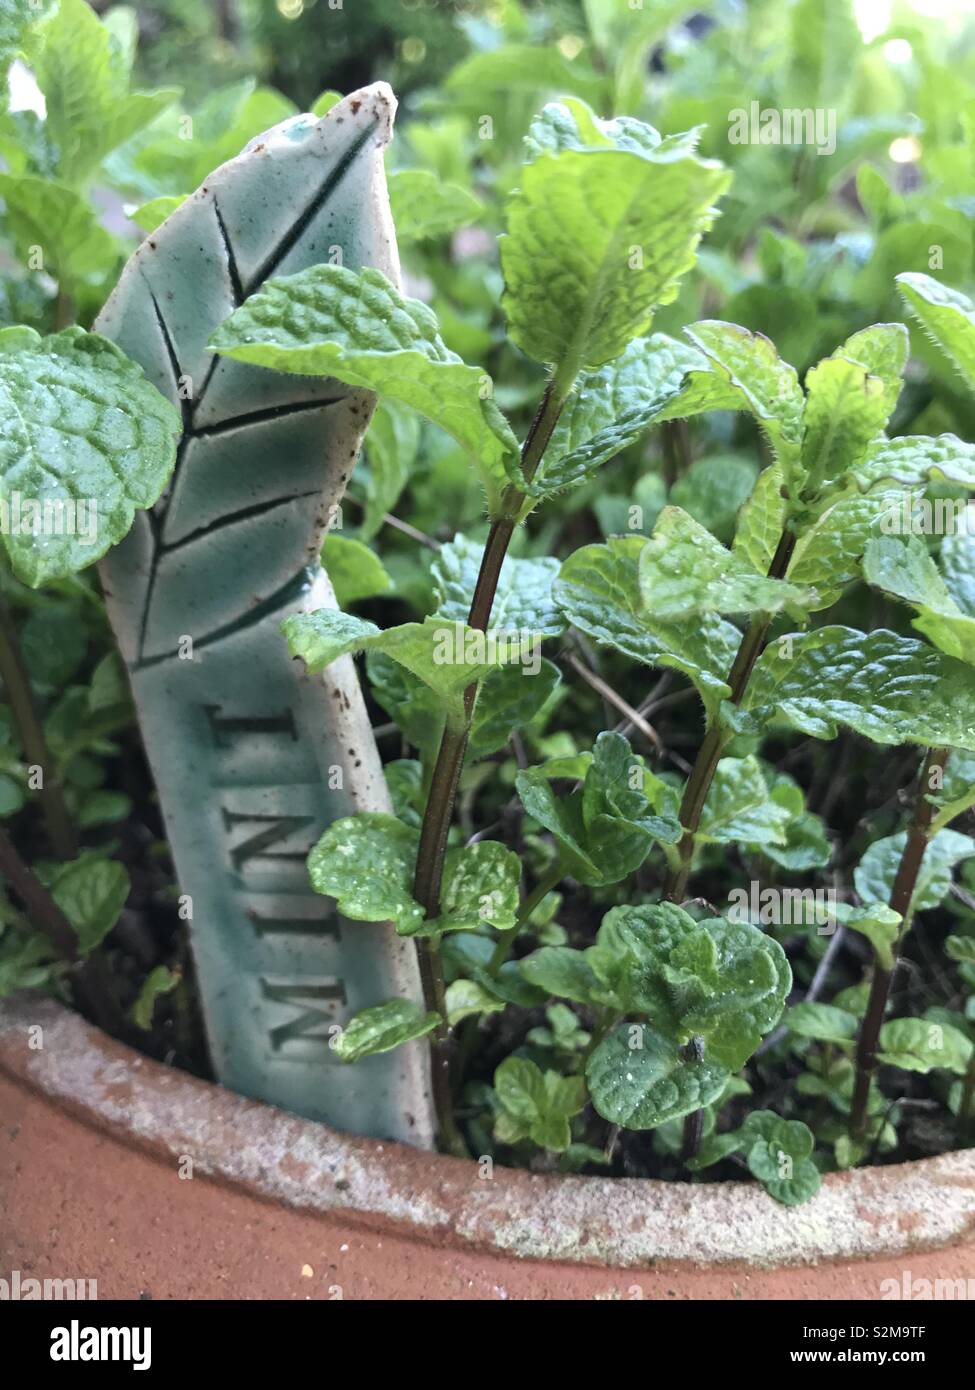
[96,85,433,1146]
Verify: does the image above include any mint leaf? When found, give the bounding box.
[515,731,680,886]
[854,828,975,916]
[684,320,804,480]
[308,813,423,932]
[787,489,908,608]
[468,659,561,761]
[733,464,788,575]
[639,506,812,618]
[853,434,975,492]
[740,626,975,751]
[0,326,180,585]
[0,174,118,295]
[742,1110,821,1204]
[29,0,176,184]
[131,964,180,1031]
[432,533,564,636]
[586,1024,729,1129]
[785,1002,858,1046]
[800,355,889,499]
[50,855,129,954]
[307,813,521,938]
[210,264,519,511]
[699,756,793,849]
[554,535,740,721]
[283,611,538,728]
[493,1055,587,1152]
[332,998,440,1062]
[527,333,708,498]
[876,1017,973,1075]
[388,169,481,242]
[897,273,975,393]
[321,535,392,607]
[864,534,975,665]
[501,145,729,375]
[842,903,902,971]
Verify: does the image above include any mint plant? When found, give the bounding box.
[213,92,975,1195]
[3,0,975,1210]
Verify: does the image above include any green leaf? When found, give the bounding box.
[307,813,521,938]
[683,321,805,480]
[283,611,538,729]
[739,626,975,752]
[800,355,889,499]
[468,658,561,761]
[526,333,708,498]
[321,535,392,608]
[524,98,665,160]
[929,748,975,834]
[876,1017,973,1075]
[515,731,680,886]
[493,1055,587,1152]
[520,945,613,1008]
[742,1109,821,1204]
[854,828,975,916]
[0,0,41,73]
[941,530,975,617]
[388,169,481,242]
[698,756,792,848]
[832,323,909,420]
[501,144,729,375]
[842,903,902,972]
[785,1002,858,1046]
[639,506,812,619]
[786,489,909,609]
[864,534,975,665]
[670,454,759,545]
[581,903,791,1070]
[210,264,519,512]
[733,464,788,575]
[444,978,506,1026]
[554,535,741,722]
[307,813,423,932]
[946,935,975,965]
[50,855,129,953]
[129,194,186,233]
[131,964,180,1031]
[366,651,444,768]
[0,174,118,291]
[0,326,180,585]
[586,1024,729,1130]
[358,399,419,541]
[897,273,975,394]
[853,434,975,493]
[332,998,440,1062]
[432,533,564,636]
[29,0,176,184]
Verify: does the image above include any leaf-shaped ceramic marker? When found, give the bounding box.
[97,85,434,1147]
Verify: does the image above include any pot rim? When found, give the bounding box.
[3,994,974,1270]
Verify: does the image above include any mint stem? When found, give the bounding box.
[850,745,948,1145]
[412,376,571,1154]
[664,526,796,1164]
[0,823,124,1036]
[0,594,77,862]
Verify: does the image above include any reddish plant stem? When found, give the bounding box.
[0,595,77,862]
[0,824,124,1036]
[850,746,948,1145]
[666,527,797,1164]
[412,379,569,1155]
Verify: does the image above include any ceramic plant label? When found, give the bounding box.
[96,85,433,1146]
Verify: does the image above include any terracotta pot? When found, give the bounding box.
[2,994,974,1300]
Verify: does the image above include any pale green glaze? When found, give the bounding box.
[97,85,433,1147]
